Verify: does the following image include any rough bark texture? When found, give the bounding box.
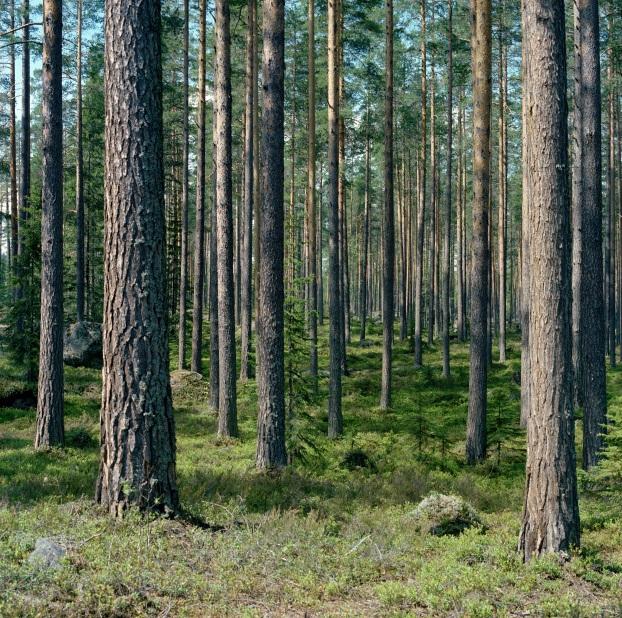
[360,107,371,343]
[209,122,219,411]
[256,0,287,468]
[215,0,238,438]
[327,0,343,437]
[466,0,491,465]
[75,0,85,324]
[97,0,179,516]
[177,0,190,370]
[414,0,426,368]
[240,0,255,382]
[307,0,319,389]
[191,0,207,374]
[573,0,606,469]
[519,0,580,560]
[35,0,64,449]
[442,0,452,379]
[497,13,506,363]
[380,0,394,410]
[9,0,18,272]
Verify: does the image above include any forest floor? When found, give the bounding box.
[1,322,622,617]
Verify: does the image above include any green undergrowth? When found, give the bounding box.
[1,323,622,616]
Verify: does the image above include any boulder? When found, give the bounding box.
[410,493,483,536]
[28,538,66,569]
[170,370,203,393]
[64,321,102,368]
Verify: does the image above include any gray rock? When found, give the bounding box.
[170,370,203,392]
[410,493,484,536]
[64,321,102,368]
[28,538,66,569]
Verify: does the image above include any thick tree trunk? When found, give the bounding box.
[442,0,452,379]
[519,0,580,560]
[327,0,343,437]
[240,0,255,382]
[256,0,287,468]
[177,0,190,370]
[381,0,394,410]
[36,0,64,449]
[307,0,319,388]
[215,0,238,438]
[97,0,179,516]
[414,0,426,368]
[573,0,606,469]
[466,0,491,465]
[191,0,207,374]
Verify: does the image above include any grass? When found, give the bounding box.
[1,321,622,616]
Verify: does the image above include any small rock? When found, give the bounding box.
[410,493,484,536]
[28,538,66,569]
[64,321,102,368]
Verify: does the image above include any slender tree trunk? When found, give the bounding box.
[177,0,190,369]
[97,0,178,516]
[442,0,453,378]
[75,0,85,324]
[307,0,319,388]
[381,0,395,410]
[607,15,616,368]
[456,90,465,341]
[256,0,287,468]
[360,105,371,342]
[573,0,606,469]
[327,0,343,437]
[519,0,579,560]
[191,0,207,374]
[414,0,426,367]
[466,0,491,465]
[428,8,436,346]
[209,120,219,411]
[497,9,506,363]
[215,0,238,438]
[9,0,18,276]
[240,0,255,381]
[36,0,64,449]
[318,161,325,325]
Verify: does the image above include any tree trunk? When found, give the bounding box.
[497,10,507,363]
[177,0,190,369]
[36,0,64,449]
[573,0,606,469]
[209,120,219,411]
[607,14,616,368]
[240,0,255,382]
[256,0,287,468]
[97,0,179,516]
[456,90,465,341]
[215,0,238,438]
[414,0,426,367]
[442,0,453,378]
[428,8,436,346]
[360,104,371,342]
[307,0,319,388]
[466,0,491,465]
[381,0,394,410]
[327,0,343,437]
[9,0,18,279]
[191,0,207,374]
[519,0,580,561]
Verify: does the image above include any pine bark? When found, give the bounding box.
[466,0,491,465]
[9,0,18,273]
[191,0,207,374]
[519,0,580,560]
[215,0,238,438]
[256,0,287,468]
[36,0,64,449]
[497,12,507,363]
[327,0,343,437]
[360,105,371,342]
[381,0,395,410]
[573,0,606,469]
[97,0,179,516]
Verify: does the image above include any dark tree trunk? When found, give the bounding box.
[177,0,190,370]
[9,0,18,275]
[191,0,207,374]
[307,0,319,389]
[466,0,491,465]
[35,0,64,449]
[414,0,426,367]
[519,0,580,561]
[456,91,465,341]
[215,0,238,438]
[380,0,394,410]
[75,0,85,324]
[573,0,606,469]
[97,0,179,516]
[442,0,453,379]
[360,105,371,342]
[497,10,507,363]
[327,0,343,437]
[209,120,219,411]
[607,15,616,369]
[256,0,287,468]
[240,0,255,382]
